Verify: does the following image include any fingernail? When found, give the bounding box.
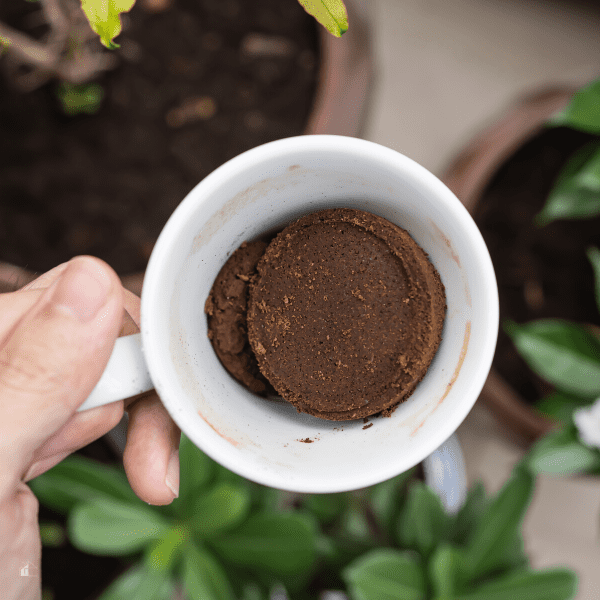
[52,259,112,322]
[165,449,179,499]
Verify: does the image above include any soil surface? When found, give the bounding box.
[0,0,319,276]
[474,127,600,404]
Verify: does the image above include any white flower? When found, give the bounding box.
[574,397,600,449]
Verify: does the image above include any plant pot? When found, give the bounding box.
[0,0,373,296]
[441,85,600,443]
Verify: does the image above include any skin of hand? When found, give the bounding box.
[0,256,181,599]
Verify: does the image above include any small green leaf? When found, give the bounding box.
[548,78,600,134]
[302,493,348,525]
[80,0,136,48]
[504,319,600,398]
[29,455,138,514]
[428,544,467,600]
[56,82,104,116]
[96,564,175,600]
[451,481,487,545]
[342,548,426,600]
[369,467,416,534]
[68,497,169,555]
[525,425,600,475]
[536,391,591,423]
[464,468,534,580]
[176,433,216,517]
[460,568,577,600]
[587,246,600,314]
[145,525,188,572]
[211,512,318,577]
[535,142,600,225]
[39,522,66,547]
[189,482,251,538]
[396,482,451,558]
[297,0,348,37]
[182,543,235,600]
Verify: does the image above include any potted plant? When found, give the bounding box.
[30,432,578,600]
[0,0,372,295]
[442,78,600,448]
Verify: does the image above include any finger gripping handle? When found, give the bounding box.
[77,333,153,412]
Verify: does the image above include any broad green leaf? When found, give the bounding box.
[182,543,235,600]
[428,545,467,600]
[396,482,451,558]
[145,525,188,571]
[80,0,136,48]
[525,425,600,475]
[587,246,600,313]
[175,433,216,517]
[29,455,138,514]
[56,82,104,116]
[535,142,600,225]
[302,492,348,524]
[504,320,600,398]
[68,497,169,555]
[465,467,534,580]
[189,481,251,538]
[96,564,174,600]
[451,481,487,545]
[211,512,318,577]
[369,467,415,534]
[341,503,372,543]
[460,568,577,600]
[240,583,269,600]
[342,549,426,600]
[548,78,600,133]
[536,391,590,423]
[297,0,348,37]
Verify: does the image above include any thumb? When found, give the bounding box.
[0,256,124,476]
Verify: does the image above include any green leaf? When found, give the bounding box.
[428,545,467,600]
[55,82,104,116]
[80,0,136,48]
[536,391,591,423]
[211,512,317,577]
[96,564,175,600]
[504,319,600,398]
[464,467,534,580]
[176,433,216,517]
[451,481,487,545]
[29,455,138,514]
[548,78,600,133]
[535,142,600,225]
[369,467,415,534]
[460,568,577,600]
[587,246,600,313]
[68,497,170,555]
[525,425,600,475]
[342,548,426,600]
[396,482,451,558]
[189,481,251,538]
[182,543,235,600]
[302,493,348,525]
[297,0,348,37]
[145,525,188,571]
[39,522,66,547]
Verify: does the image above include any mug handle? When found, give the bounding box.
[77,333,154,412]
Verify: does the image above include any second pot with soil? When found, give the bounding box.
[442,85,600,443]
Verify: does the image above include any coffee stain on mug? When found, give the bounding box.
[429,220,461,268]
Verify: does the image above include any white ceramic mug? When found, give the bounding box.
[80,135,498,493]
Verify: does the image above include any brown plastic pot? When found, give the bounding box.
[441,86,578,443]
[0,0,373,297]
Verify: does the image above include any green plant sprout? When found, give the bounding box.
[504,78,600,478]
[30,434,577,599]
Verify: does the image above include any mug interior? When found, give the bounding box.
[141,136,498,493]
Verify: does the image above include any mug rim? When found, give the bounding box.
[141,135,498,492]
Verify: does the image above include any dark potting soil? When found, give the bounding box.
[0,0,319,276]
[474,127,600,404]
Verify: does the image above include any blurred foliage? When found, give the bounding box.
[30,435,577,599]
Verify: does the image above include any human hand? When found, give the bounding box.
[0,256,180,599]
